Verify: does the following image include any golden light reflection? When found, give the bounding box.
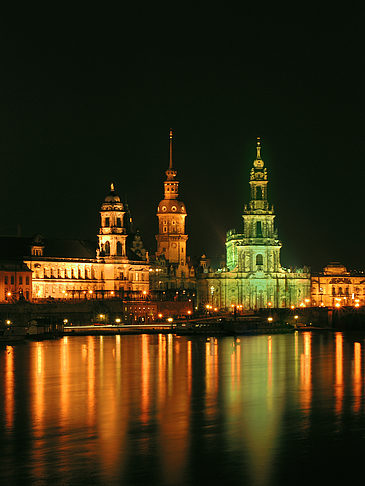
[187,340,192,396]
[141,334,150,423]
[31,341,45,481]
[87,336,95,427]
[5,345,14,430]
[353,342,361,413]
[294,331,299,382]
[335,333,343,415]
[60,336,70,428]
[300,333,312,413]
[159,336,191,486]
[158,334,167,407]
[167,334,173,396]
[205,338,219,420]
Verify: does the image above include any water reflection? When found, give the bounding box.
[0,332,365,485]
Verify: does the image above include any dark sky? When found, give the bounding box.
[0,9,363,272]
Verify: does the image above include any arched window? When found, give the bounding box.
[116,241,122,256]
[104,241,110,256]
[332,287,336,296]
[338,287,343,296]
[105,217,110,227]
[256,186,263,200]
[256,254,263,266]
[117,218,122,227]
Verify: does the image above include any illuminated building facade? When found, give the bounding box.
[0,185,149,300]
[0,262,33,302]
[197,139,310,310]
[311,263,365,307]
[151,130,195,290]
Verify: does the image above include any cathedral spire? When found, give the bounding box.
[169,129,173,169]
[256,137,261,159]
[111,182,115,192]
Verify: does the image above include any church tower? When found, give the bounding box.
[198,138,310,310]
[156,130,188,272]
[98,183,128,258]
[226,138,282,273]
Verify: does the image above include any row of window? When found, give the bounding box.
[103,217,122,227]
[103,241,123,255]
[3,275,31,285]
[331,287,363,296]
[35,268,97,279]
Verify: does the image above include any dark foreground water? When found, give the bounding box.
[0,332,364,485]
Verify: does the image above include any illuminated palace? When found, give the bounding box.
[0,185,149,301]
[150,130,195,290]
[197,139,311,310]
[311,263,365,307]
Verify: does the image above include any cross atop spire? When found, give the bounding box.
[111,182,115,192]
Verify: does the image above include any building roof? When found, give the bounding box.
[0,260,32,272]
[0,236,97,260]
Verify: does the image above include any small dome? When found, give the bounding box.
[104,183,121,203]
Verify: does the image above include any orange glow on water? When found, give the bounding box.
[141,334,150,423]
[205,339,219,419]
[353,342,361,413]
[300,333,312,412]
[335,333,343,415]
[5,345,14,430]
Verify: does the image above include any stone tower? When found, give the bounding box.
[156,130,188,270]
[98,183,128,258]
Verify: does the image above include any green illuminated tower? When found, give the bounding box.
[226,138,282,275]
[198,138,310,310]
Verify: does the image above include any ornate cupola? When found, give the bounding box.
[156,130,188,266]
[98,183,128,258]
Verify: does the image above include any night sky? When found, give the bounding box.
[0,10,363,271]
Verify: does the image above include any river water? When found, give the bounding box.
[0,332,364,485]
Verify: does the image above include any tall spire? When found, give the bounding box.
[256,137,261,159]
[169,128,173,169]
[111,182,115,192]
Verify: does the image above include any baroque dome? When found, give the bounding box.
[157,199,186,214]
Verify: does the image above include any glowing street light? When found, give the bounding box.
[115,318,121,323]
[294,315,299,320]
[158,313,163,319]
[167,317,173,323]
[63,319,68,324]
[268,317,273,322]
[6,320,11,325]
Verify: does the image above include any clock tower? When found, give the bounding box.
[156,130,189,275]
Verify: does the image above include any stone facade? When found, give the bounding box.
[197,139,310,310]
[311,263,365,307]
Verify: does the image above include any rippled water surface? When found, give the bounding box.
[1,332,365,485]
